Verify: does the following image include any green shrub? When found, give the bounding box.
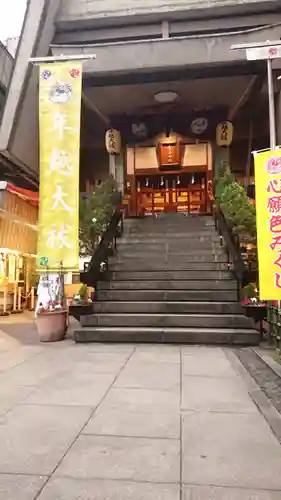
[215,167,256,242]
[79,177,118,256]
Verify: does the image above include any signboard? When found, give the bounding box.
[246,45,281,61]
[38,62,82,271]
[254,149,281,300]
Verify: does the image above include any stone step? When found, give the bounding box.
[114,254,227,263]
[119,236,220,244]
[109,270,232,281]
[92,301,243,314]
[74,326,259,345]
[96,289,237,302]
[116,252,224,260]
[97,280,237,291]
[109,262,227,271]
[121,235,219,242]
[128,232,217,239]
[81,313,253,329]
[128,225,216,231]
[117,245,222,253]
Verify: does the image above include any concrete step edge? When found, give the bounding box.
[74,327,258,334]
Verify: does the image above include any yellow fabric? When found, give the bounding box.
[254,149,281,299]
[37,62,82,271]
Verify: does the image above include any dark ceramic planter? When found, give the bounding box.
[69,304,93,322]
[243,304,267,340]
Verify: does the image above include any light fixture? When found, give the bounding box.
[278,75,281,80]
[154,91,179,103]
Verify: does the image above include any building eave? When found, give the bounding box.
[56,0,281,31]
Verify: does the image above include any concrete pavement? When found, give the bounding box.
[0,319,281,499]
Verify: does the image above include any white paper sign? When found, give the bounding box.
[35,274,61,314]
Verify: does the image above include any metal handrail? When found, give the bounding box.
[213,203,246,300]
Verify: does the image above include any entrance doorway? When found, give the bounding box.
[136,171,207,215]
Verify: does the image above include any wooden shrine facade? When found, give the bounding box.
[124,141,213,216]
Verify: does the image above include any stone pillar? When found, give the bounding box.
[213,144,230,179]
[109,153,124,194]
[109,154,116,179]
[115,154,125,195]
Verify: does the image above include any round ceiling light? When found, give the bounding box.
[154,91,179,103]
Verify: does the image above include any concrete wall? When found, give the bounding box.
[51,23,281,77]
[0,43,13,92]
[0,0,60,178]
[57,0,280,23]
[5,37,20,58]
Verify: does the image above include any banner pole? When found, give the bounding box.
[267,58,276,150]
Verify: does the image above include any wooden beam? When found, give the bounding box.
[228,71,267,121]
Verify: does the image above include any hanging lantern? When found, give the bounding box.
[156,135,183,170]
[105,129,122,154]
[216,121,234,147]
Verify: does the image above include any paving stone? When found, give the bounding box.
[115,363,180,390]
[55,435,180,483]
[84,409,180,439]
[182,351,237,378]
[182,412,281,490]
[182,412,281,457]
[63,352,128,371]
[130,347,180,364]
[0,345,43,373]
[100,387,180,413]
[182,346,225,356]
[65,358,125,374]
[0,474,46,500]
[0,355,68,387]
[182,375,257,413]
[59,347,132,365]
[0,382,35,415]
[0,405,91,475]
[183,455,281,490]
[183,486,281,500]
[24,373,115,407]
[38,478,180,500]
[70,344,135,355]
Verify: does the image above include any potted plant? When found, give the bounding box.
[35,259,68,342]
[241,283,267,339]
[69,284,93,322]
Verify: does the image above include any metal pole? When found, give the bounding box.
[267,58,276,149]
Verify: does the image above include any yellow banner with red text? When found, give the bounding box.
[37,62,82,271]
[254,149,281,300]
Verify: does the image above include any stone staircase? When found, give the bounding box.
[74,214,259,345]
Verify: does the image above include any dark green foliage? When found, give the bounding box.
[242,282,257,300]
[215,167,256,242]
[79,177,118,256]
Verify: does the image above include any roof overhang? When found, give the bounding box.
[51,24,281,77]
[56,0,281,30]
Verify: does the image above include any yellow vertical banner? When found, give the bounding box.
[38,62,82,271]
[254,149,281,300]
